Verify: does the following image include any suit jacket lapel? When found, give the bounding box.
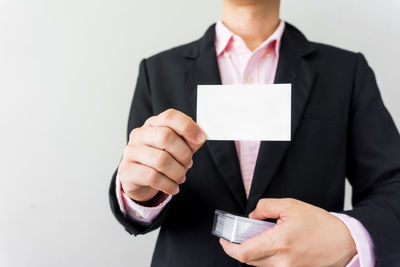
[184,25,247,211]
[246,24,318,213]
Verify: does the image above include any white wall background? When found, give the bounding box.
[0,1,399,266]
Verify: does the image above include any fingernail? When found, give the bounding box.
[195,131,206,143]
[186,159,193,169]
[248,211,254,219]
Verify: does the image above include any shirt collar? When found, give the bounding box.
[215,20,285,56]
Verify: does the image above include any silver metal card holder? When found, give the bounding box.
[212,210,276,244]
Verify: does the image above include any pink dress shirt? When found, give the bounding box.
[116,20,375,266]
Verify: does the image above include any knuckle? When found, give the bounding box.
[285,198,297,207]
[129,127,140,142]
[146,168,159,185]
[259,198,268,207]
[256,198,268,211]
[122,146,129,158]
[181,120,194,134]
[177,174,186,184]
[155,150,170,168]
[182,150,193,165]
[158,128,174,146]
[122,144,133,157]
[276,237,290,252]
[117,162,128,175]
[237,251,249,264]
[168,184,177,195]
[118,162,137,182]
[267,232,282,253]
[162,108,176,120]
[123,144,139,162]
[144,115,155,125]
[121,181,136,193]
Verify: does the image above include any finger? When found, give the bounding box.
[120,162,180,195]
[129,126,193,167]
[219,239,244,262]
[240,230,278,262]
[246,256,278,267]
[124,144,186,184]
[249,198,296,221]
[144,109,206,152]
[220,229,278,264]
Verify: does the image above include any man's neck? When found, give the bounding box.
[222,0,281,51]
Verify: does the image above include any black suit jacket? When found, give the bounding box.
[109,23,400,266]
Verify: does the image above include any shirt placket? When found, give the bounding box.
[239,51,262,197]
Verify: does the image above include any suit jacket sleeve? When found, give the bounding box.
[109,59,171,236]
[343,53,400,266]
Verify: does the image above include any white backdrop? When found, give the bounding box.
[0,1,399,266]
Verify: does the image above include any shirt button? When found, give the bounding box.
[134,211,143,219]
[224,52,230,58]
[246,76,254,83]
[265,53,272,58]
[247,184,251,192]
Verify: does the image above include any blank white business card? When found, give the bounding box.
[196,84,291,141]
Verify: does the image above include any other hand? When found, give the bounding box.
[220,198,357,267]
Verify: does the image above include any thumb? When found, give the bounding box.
[249,198,294,220]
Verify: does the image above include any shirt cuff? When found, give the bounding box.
[115,174,172,224]
[331,212,375,267]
